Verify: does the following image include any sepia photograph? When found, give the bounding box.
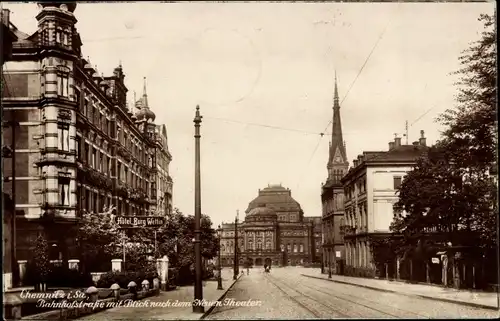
[1,0,498,320]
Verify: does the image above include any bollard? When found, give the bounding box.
[110,283,121,301]
[3,293,22,320]
[141,279,150,291]
[127,281,138,300]
[153,278,160,295]
[85,286,99,302]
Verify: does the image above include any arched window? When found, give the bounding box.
[293,244,298,253]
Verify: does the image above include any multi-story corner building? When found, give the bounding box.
[1,3,173,279]
[321,75,349,274]
[341,133,428,277]
[220,184,322,267]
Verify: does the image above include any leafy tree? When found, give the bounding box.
[77,206,128,272]
[392,14,497,258]
[33,233,51,284]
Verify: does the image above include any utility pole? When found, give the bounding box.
[193,106,204,313]
[233,210,239,280]
[217,225,223,290]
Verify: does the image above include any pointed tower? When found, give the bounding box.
[321,72,348,276]
[326,72,349,185]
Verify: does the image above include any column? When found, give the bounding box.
[157,255,169,291]
[111,259,122,272]
[68,259,80,271]
[17,260,28,286]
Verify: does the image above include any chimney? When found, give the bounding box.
[389,141,395,150]
[1,9,11,26]
[413,141,419,146]
[357,154,363,164]
[394,137,402,147]
[419,130,427,146]
[353,159,359,167]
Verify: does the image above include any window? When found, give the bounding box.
[393,176,402,190]
[58,124,70,152]
[107,158,111,176]
[299,244,304,253]
[57,74,69,97]
[56,30,61,43]
[117,163,121,181]
[92,149,96,168]
[99,153,103,172]
[58,177,71,206]
[63,33,68,46]
[293,244,298,253]
[287,243,291,252]
[75,137,81,159]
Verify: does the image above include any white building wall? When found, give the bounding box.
[366,166,413,233]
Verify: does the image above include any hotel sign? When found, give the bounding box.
[116,216,166,228]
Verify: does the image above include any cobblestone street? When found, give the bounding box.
[206,267,499,319]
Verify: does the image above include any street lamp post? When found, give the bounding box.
[328,250,332,279]
[233,210,239,280]
[217,225,223,290]
[192,106,204,313]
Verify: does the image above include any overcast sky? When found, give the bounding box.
[4,2,495,226]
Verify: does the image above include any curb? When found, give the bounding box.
[200,274,243,319]
[301,274,499,311]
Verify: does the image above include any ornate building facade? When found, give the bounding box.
[1,3,173,280]
[321,75,349,274]
[220,184,322,267]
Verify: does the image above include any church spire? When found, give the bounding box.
[334,71,339,106]
[327,72,349,184]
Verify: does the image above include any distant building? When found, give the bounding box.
[1,3,173,282]
[321,74,349,274]
[341,133,428,277]
[220,184,322,267]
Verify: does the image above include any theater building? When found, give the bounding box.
[220,184,322,267]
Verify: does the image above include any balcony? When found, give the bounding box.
[340,225,357,236]
[77,161,113,190]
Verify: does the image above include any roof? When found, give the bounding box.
[247,206,277,217]
[342,144,428,182]
[246,184,303,214]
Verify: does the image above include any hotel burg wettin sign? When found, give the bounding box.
[116,216,166,228]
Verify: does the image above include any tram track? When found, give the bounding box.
[296,278,428,318]
[264,273,352,318]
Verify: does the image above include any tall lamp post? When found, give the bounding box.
[217,225,223,290]
[192,106,204,313]
[233,210,239,280]
[328,250,332,279]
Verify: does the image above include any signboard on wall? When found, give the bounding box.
[115,216,166,228]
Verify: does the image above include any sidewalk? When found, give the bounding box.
[300,268,499,311]
[78,269,242,320]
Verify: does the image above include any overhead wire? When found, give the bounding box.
[294,18,392,190]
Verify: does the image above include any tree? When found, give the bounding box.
[393,14,497,255]
[33,233,51,287]
[77,206,127,272]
